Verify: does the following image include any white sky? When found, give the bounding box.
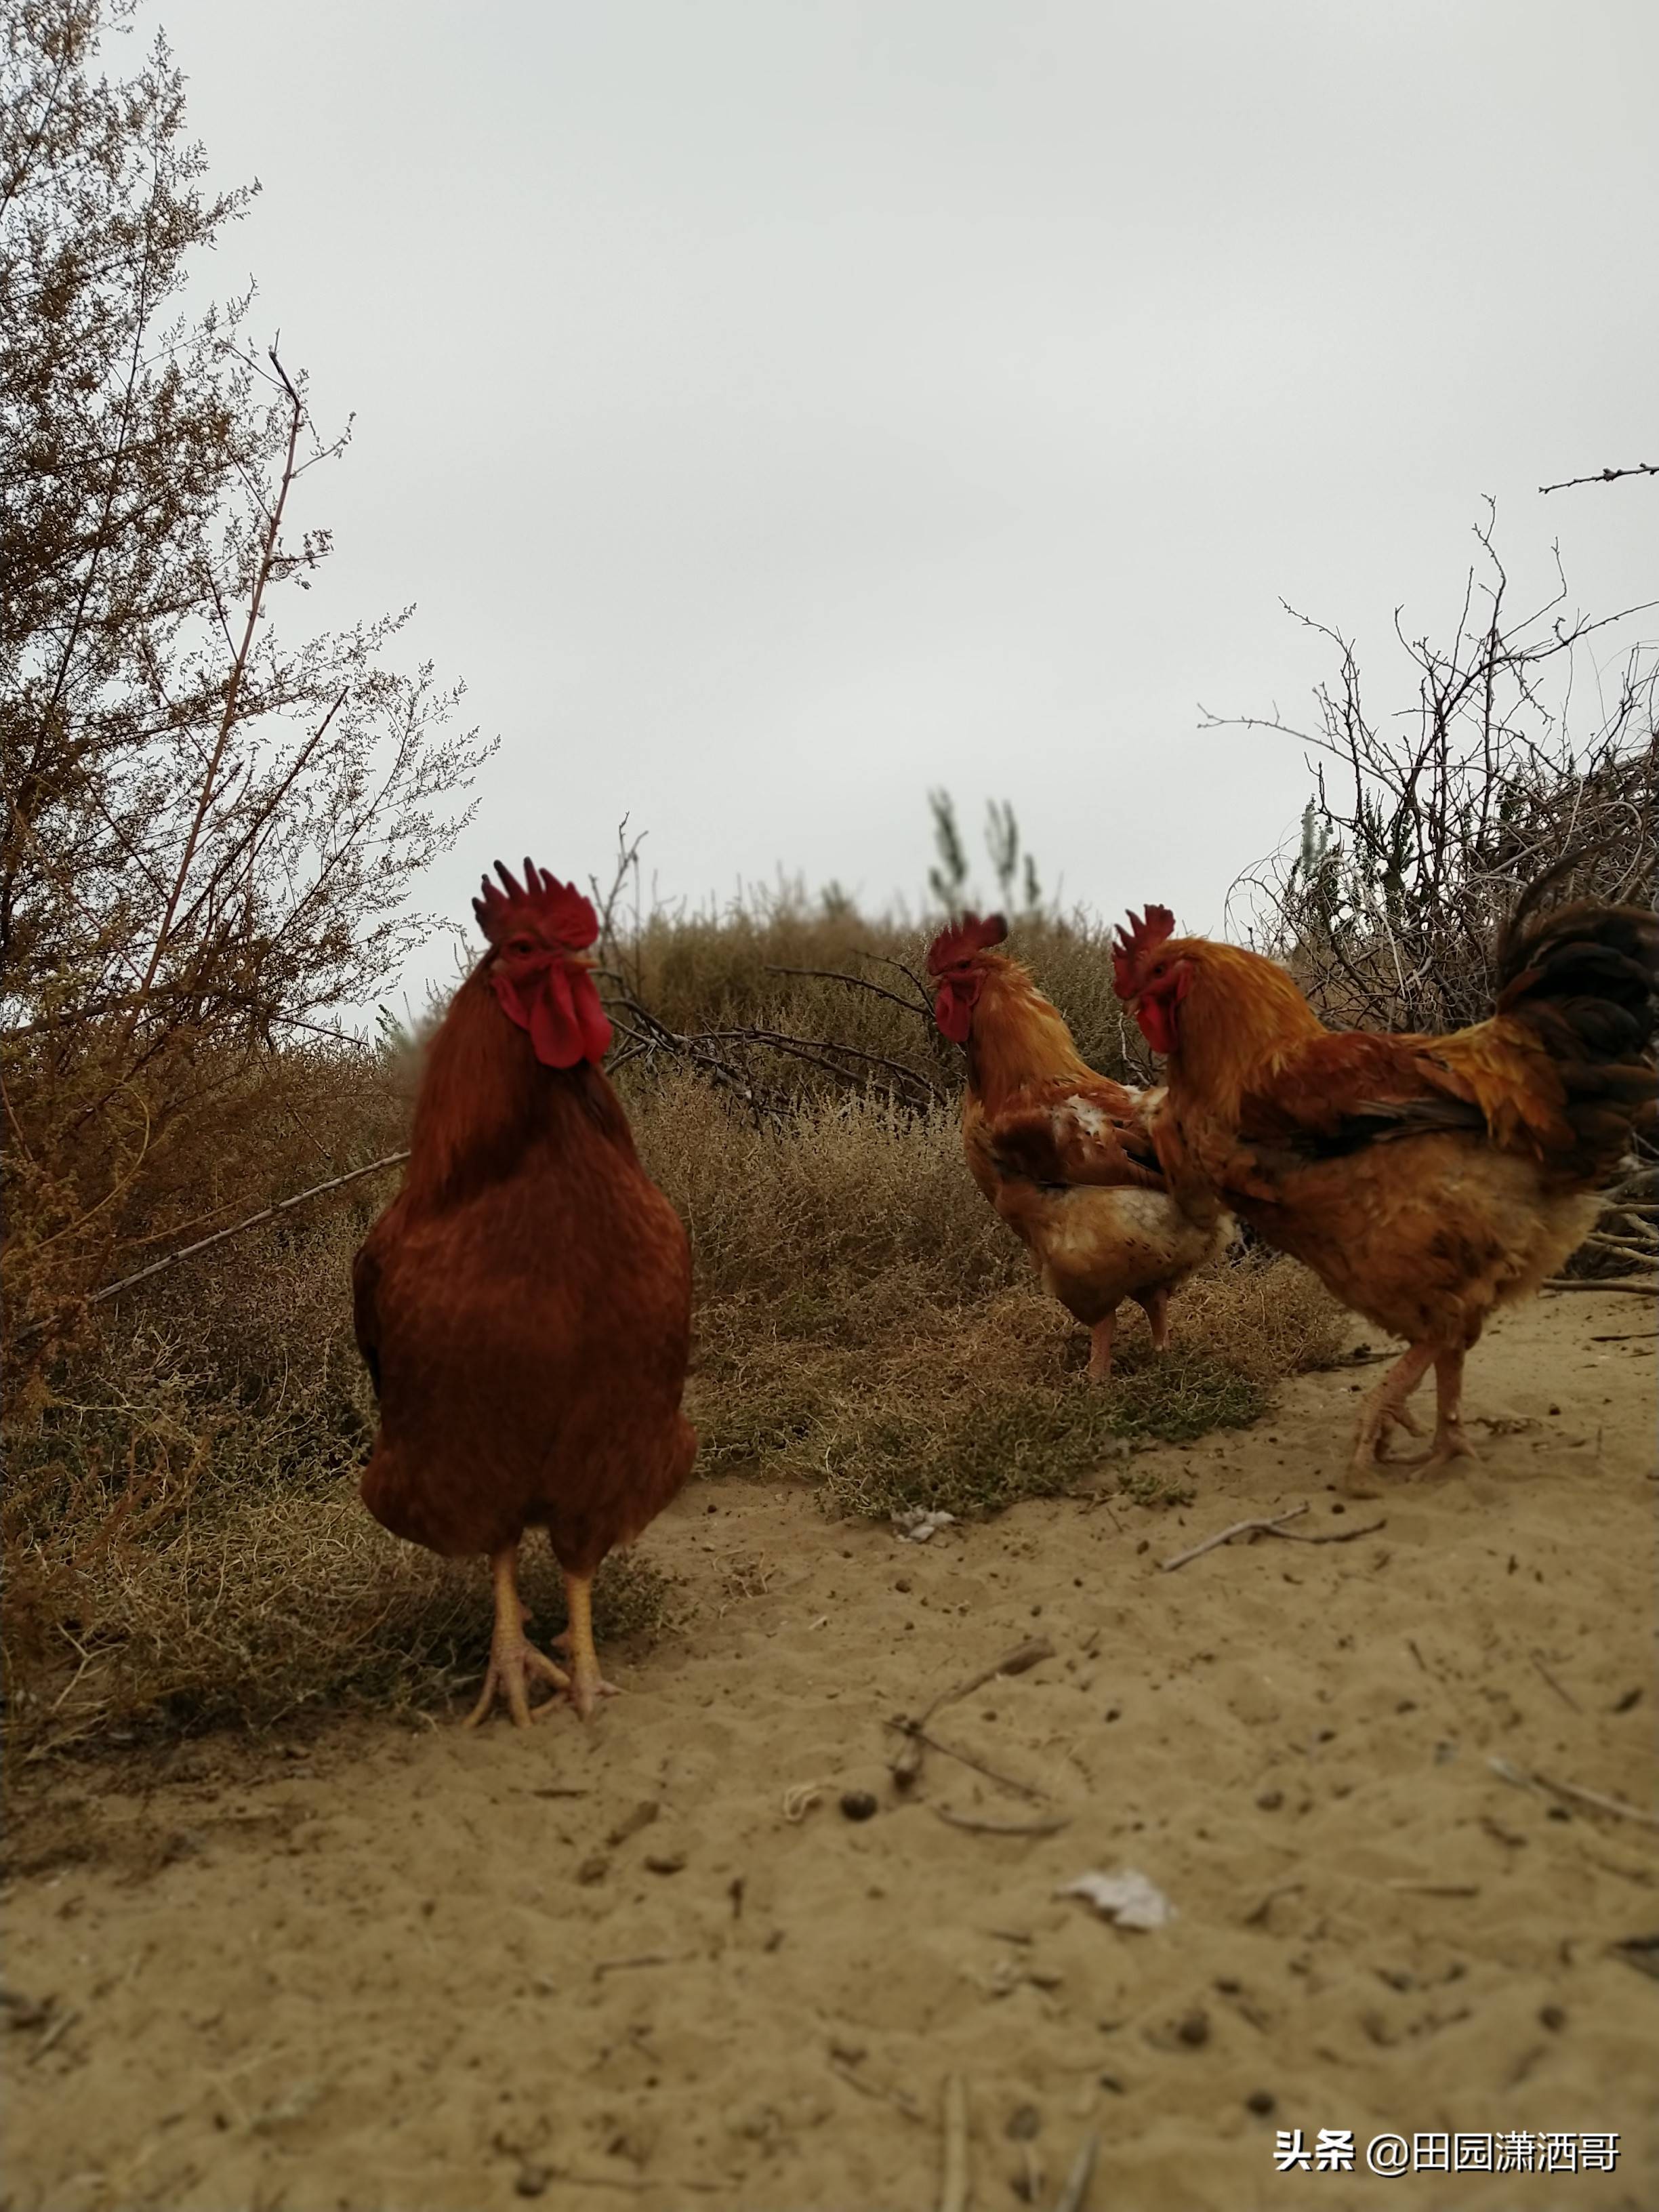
[134,0,1656,994]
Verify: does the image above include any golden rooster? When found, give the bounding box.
[928,912,1228,1380]
[1107,890,1656,1486]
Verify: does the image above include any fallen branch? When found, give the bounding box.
[929,1637,1055,1715]
[890,1638,1055,1786]
[1385,1880,1479,1898]
[1264,1516,1386,1547]
[546,2173,729,2196]
[884,1719,1046,1801]
[1530,1651,1582,1714]
[940,2073,970,2212]
[26,2005,80,2064]
[592,1950,689,1980]
[1161,1504,1307,1571]
[1532,1773,1659,1830]
[829,2055,925,2122]
[1583,1231,1659,1267]
[1051,2129,1101,2212]
[1489,1758,1659,1829]
[934,1807,1071,1839]
[1542,1277,1657,1294]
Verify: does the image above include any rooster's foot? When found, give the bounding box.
[466,1638,571,1729]
[467,1542,571,1729]
[560,1568,620,1723]
[1341,1398,1427,1497]
[567,1661,621,1723]
[1404,1422,1480,1475]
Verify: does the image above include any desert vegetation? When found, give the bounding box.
[3,880,1348,1760]
[3,3,1650,1768]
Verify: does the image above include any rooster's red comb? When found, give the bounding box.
[926,912,1008,975]
[472,858,600,949]
[1112,904,1176,998]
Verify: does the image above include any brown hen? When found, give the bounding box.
[928,913,1227,1380]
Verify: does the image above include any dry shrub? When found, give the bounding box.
[632,1067,1342,1521]
[6,1491,671,1757]
[6,905,1343,1765]
[604,890,1152,1113]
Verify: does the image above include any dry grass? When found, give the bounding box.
[632,1068,1339,1524]
[4,901,1343,1766]
[5,1497,674,1759]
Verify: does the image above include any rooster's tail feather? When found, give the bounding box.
[1495,898,1658,1180]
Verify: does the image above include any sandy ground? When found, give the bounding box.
[3,1288,1656,2212]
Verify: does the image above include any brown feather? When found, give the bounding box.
[1145,899,1658,1354]
[353,956,695,1577]
[947,947,1226,1336]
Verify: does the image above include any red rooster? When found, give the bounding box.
[928,913,1227,1379]
[1107,892,1656,1485]
[353,861,695,1725]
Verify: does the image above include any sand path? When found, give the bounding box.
[4,1289,1654,2212]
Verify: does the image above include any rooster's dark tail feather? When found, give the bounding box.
[1496,898,1658,1181]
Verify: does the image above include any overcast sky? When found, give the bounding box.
[133,0,1656,994]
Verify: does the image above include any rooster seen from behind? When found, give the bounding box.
[928,913,1228,1380]
[353,861,696,1727]
[1104,888,1657,1487]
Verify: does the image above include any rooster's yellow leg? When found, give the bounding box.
[1349,1340,1435,1477]
[466,1544,570,1729]
[1406,1349,1480,1471]
[1086,1310,1117,1384]
[562,1570,621,1721]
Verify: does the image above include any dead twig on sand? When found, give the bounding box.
[592,1951,689,1980]
[1162,1505,1307,1571]
[1530,1651,1583,1714]
[25,2006,81,2064]
[1385,1880,1480,1898]
[940,2072,970,2212]
[548,2172,730,2196]
[890,1639,1054,1787]
[1490,1759,1659,1830]
[1050,2130,1101,2212]
[930,1638,1056,1716]
[1542,1277,1656,1294]
[1534,1774,1659,1830]
[884,1719,1046,1801]
[935,1807,1071,1839]
[828,2055,925,2123]
[1265,1516,1386,1547]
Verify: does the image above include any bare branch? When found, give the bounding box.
[1540,461,1659,495]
